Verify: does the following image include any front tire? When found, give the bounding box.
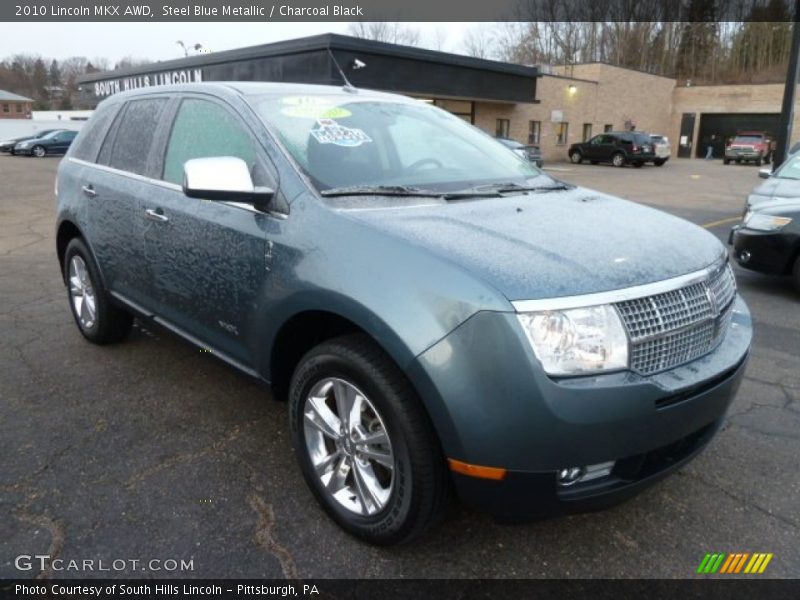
[64,238,132,344]
[654,159,666,166]
[612,153,625,167]
[289,334,448,545]
[633,161,644,168]
[569,150,583,164]
[32,145,46,158]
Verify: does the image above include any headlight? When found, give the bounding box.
[17,142,30,148]
[517,305,628,375]
[743,212,792,231]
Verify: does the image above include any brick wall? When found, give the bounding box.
[0,101,32,119]
[473,63,675,162]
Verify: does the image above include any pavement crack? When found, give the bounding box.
[247,492,298,580]
[13,510,65,580]
[680,470,799,530]
[123,418,264,490]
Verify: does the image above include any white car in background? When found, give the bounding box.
[649,134,671,166]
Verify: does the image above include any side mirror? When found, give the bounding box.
[758,168,772,179]
[183,156,274,212]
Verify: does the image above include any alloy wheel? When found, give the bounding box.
[303,377,394,516]
[33,146,45,157]
[68,255,97,329]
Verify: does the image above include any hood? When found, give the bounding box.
[749,176,800,210]
[344,187,724,301]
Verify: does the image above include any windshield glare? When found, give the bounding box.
[252,95,541,193]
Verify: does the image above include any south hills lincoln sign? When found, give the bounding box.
[92,69,203,98]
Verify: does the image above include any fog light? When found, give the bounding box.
[558,467,585,486]
[739,250,751,263]
[557,461,616,487]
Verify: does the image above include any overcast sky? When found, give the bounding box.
[0,22,475,63]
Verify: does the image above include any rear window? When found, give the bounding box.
[70,103,119,162]
[633,134,652,145]
[650,135,666,143]
[107,98,169,175]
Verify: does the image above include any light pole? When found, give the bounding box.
[774,0,800,168]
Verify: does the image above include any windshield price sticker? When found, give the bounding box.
[311,119,371,147]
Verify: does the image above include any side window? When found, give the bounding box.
[162,98,258,186]
[107,98,169,175]
[71,103,119,161]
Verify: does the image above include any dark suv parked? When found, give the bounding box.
[569,132,656,167]
[56,83,751,545]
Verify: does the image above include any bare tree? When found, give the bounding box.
[461,27,497,59]
[348,22,420,46]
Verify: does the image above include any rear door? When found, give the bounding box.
[142,95,280,365]
[87,96,172,305]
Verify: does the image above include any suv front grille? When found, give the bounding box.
[615,263,736,375]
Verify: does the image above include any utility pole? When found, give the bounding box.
[774,0,800,168]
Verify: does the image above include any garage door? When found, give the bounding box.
[696,113,780,158]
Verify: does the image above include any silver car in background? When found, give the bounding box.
[650,134,671,166]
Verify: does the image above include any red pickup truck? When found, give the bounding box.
[724,131,774,166]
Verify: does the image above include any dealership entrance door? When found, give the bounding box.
[696,113,780,158]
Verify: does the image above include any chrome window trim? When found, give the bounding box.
[67,157,287,219]
[511,255,728,313]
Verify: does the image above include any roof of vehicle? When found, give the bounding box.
[97,81,419,106]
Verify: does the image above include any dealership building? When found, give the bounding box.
[78,33,798,162]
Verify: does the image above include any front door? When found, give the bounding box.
[141,96,279,364]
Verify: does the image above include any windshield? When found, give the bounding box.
[773,154,800,179]
[252,94,542,193]
[733,135,764,144]
[41,130,62,139]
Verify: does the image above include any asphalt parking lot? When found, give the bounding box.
[1,155,798,579]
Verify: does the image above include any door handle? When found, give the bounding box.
[144,208,169,223]
[81,185,97,198]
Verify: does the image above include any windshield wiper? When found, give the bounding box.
[320,184,440,197]
[443,181,573,198]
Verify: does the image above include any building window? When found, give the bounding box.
[16,103,22,113]
[528,120,541,144]
[2,104,8,113]
[495,118,510,138]
[556,122,569,145]
[604,124,613,132]
[582,123,592,142]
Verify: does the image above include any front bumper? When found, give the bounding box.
[407,296,752,518]
[729,225,798,275]
[726,150,762,160]
[13,146,33,155]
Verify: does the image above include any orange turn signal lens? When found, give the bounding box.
[447,458,507,481]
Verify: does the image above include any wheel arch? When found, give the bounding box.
[56,219,84,282]
[266,302,418,404]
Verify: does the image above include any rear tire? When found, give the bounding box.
[64,238,132,344]
[612,153,625,167]
[723,158,731,165]
[654,159,666,166]
[289,334,449,545]
[569,151,583,164]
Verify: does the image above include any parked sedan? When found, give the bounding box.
[496,137,543,167]
[569,132,655,167]
[14,129,78,157]
[730,154,800,290]
[0,129,61,155]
